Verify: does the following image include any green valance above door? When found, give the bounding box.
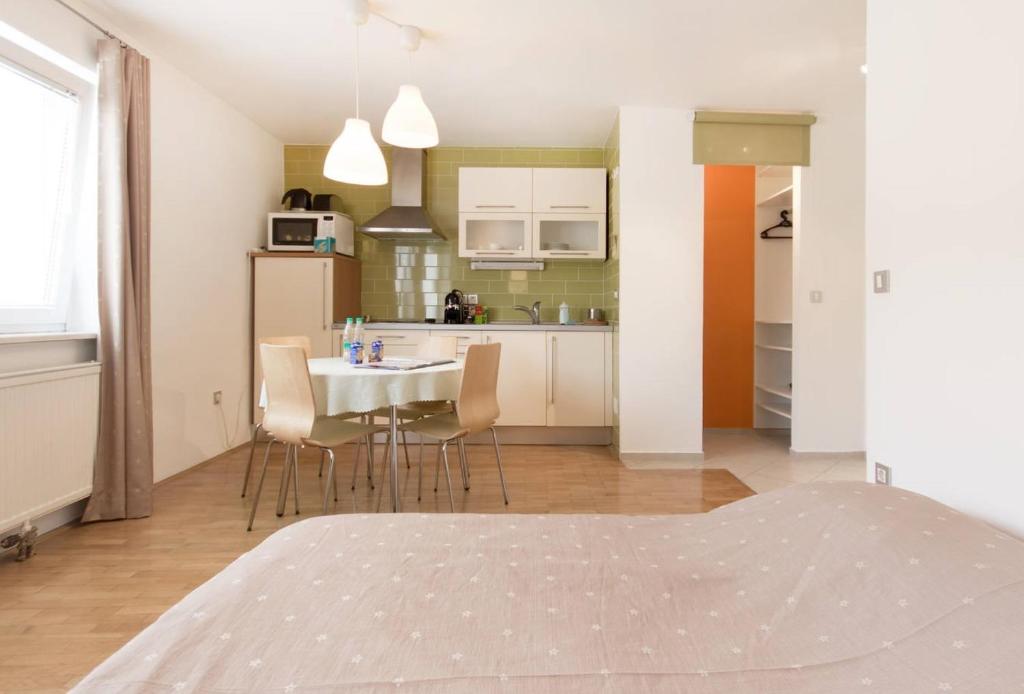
[692,111,817,166]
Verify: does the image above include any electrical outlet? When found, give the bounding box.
[874,462,892,486]
[873,270,891,294]
[213,390,222,405]
[466,293,479,304]
[810,290,823,304]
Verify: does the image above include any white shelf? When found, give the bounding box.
[757,401,792,420]
[757,183,793,208]
[756,343,792,353]
[756,383,792,399]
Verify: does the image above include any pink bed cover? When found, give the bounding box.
[72,482,1024,692]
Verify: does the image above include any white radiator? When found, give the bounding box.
[0,362,100,532]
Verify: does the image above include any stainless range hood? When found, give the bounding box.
[358,147,445,241]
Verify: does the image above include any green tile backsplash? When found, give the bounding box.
[283,145,615,323]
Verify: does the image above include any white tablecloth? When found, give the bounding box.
[260,358,464,415]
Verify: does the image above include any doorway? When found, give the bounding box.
[703,165,794,443]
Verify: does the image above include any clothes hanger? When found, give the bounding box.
[760,210,793,239]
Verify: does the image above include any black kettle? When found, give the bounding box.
[281,188,313,211]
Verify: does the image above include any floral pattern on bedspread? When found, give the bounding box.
[72,482,1024,693]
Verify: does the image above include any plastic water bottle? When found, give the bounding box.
[559,302,570,325]
[341,317,354,361]
[354,316,365,349]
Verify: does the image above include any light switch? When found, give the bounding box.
[873,270,890,294]
[810,290,823,304]
[466,294,479,304]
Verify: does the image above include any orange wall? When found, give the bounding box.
[703,165,755,428]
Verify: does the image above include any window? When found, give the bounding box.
[0,56,84,333]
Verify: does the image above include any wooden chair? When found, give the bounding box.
[247,344,381,530]
[391,342,509,511]
[241,335,313,498]
[243,336,372,498]
[373,335,459,469]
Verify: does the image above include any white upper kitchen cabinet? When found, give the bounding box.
[533,213,606,260]
[532,168,606,213]
[458,167,533,212]
[459,213,533,259]
[546,332,605,426]
[483,331,547,426]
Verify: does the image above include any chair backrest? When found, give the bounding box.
[259,343,316,445]
[417,335,457,360]
[456,342,501,434]
[260,335,313,358]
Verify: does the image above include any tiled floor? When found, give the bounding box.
[625,429,866,493]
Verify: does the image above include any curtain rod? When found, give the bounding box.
[51,0,127,47]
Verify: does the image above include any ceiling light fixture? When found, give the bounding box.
[324,0,388,186]
[382,24,439,148]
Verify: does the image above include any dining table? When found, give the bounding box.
[295,357,463,512]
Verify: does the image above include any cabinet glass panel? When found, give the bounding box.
[534,214,606,259]
[459,213,533,258]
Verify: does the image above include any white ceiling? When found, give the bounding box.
[85,0,865,147]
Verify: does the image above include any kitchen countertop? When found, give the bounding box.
[335,321,613,333]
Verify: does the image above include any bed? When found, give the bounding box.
[72,481,1024,692]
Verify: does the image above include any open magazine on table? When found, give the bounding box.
[353,357,456,371]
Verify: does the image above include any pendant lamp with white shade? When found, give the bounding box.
[382,25,439,148]
[324,0,388,185]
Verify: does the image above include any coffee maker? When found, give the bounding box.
[443,289,466,324]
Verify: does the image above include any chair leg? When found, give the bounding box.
[322,448,337,514]
[292,445,301,515]
[456,438,470,491]
[351,438,361,491]
[402,427,411,469]
[417,437,428,502]
[375,448,389,513]
[367,434,375,489]
[246,438,277,531]
[434,442,442,492]
[490,427,510,505]
[276,444,292,517]
[318,449,325,478]
[440,441,455,512]
[241,422,263,497]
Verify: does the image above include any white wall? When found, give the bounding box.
[617,107,704,456]
[792,101,866,452]
[149,60,281,481]
[616,101,865,458]
[1,1,283,483]
[865,1,1024,534]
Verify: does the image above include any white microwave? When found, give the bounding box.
[267,211,354,255]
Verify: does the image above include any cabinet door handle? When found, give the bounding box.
[485,335,491,344]
[475,204,515,209]
[549,251,590,256]
[321,262,328,330]
[550,204,590,209]
[475,251,516,256]
[550,335,557,405]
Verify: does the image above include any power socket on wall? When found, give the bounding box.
[213,390,222,405]
[874,462,892,486]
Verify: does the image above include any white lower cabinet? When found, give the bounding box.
[432,330,482,360]
[546,332,606,426]
[482,331,548,426]
[354,328,607,428]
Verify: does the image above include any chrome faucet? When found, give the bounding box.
[512,300,542,324]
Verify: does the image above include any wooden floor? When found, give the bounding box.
[0,441,752,693]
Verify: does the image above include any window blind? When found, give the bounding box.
[692,111,816,166]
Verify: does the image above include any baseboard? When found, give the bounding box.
[371,427,613,446]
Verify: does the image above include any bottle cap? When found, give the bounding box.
[346,317,354,324]
[355,316,364,323]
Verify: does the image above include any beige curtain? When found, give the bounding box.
[692,111,817,166]
[84,39,153,521]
